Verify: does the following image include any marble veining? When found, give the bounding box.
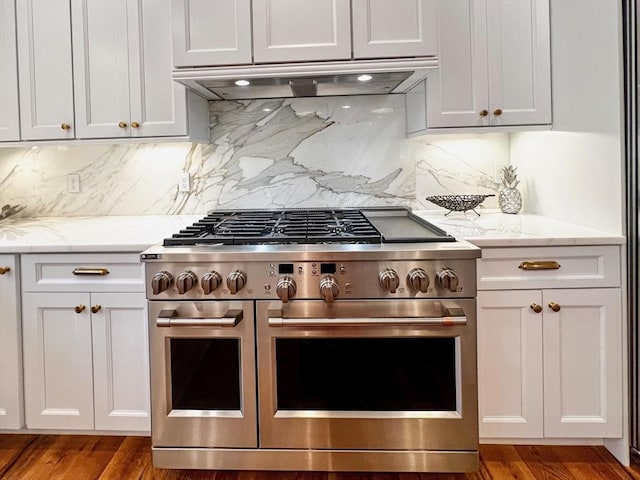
[0,95,509,218]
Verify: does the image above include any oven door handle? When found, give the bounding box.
[267,316,467,327]
[156,309,243,327]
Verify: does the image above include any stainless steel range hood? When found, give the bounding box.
[172,58,438,101]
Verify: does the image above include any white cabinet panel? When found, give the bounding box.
[352,0,437,59]
[16,0,75,140]
[252,0,351,63]
[172,0,252,67]
[477,290,543,438]
[22,292,94,430]
[0,256,23,429]
[92,293,150,431]
[71,0,131,139]
[425,0,550,130]
[543,288,622,438]
[0,0,20,142]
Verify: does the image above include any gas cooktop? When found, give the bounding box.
[162,207,455,246]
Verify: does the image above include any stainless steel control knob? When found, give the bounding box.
[151,271,173,295]
[276,276,297,303]
[319,275,339,303]
[201,271,222,295]
[378,268,400,293]
[226,270,247,294]
[176,270,198,294]
[437,269,459,293]
[407,268,430,292]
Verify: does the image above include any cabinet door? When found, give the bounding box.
[252,0,351,63]
[477,290,543,438]
[486,0,551,126]
[426,0,489,128]
[16,0,75,140]
[71,0,131,139]
[0,256,23,429]
[0,0,20,141]
[543,288,622,438]
[92,293,150,431]
[22,292,94,430]
[130,0,187,138]
[352,0,437,59]
[172,0,252,67]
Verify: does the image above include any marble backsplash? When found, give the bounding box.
[0,95,508,218]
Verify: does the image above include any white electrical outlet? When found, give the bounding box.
[67,174,80,193]
[178,172,191,192]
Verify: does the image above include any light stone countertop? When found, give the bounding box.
[0,211,625,254]
[413,210,626,247]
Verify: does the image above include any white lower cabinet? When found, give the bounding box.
[21,254,149,432]
[0,255,23,429]
[477,246,623,440]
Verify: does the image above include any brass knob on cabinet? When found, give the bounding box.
[0,266,10,275]
[75,304,86,314]
[548,302,561,312]
[479,109,489,117]
[530,303,542,313]
[118,121,128,128]
[131,121,140,128]
[91,305,102,314]
[61,123,71,130]
[493,108,503,116]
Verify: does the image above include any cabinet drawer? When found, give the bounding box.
[477,246,621,290]
[22,253,144,292]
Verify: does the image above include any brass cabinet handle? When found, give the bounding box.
[72,267,110,276]
[0,266,10,275]
[530,303,542,313]
[548,302,561,312]
[479,109,489,117]
[118,121,128,128]
[75,304,86,314]
[61,123,71,130]
[493,108,503,116]
[131,121,140,128]
[91,305,102,314]
[518,261,561,270]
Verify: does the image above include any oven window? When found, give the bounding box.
[170,338,241,410]
[275,338,456,411]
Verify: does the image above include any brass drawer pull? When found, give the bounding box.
[530,303,542,313]
[0,266,10,275]
[518,261,561,271]
[61,123,71,130]
[72,267,110,276]
[91,305,102,314]
[75,304,86,314]
[479,109,489,117]
[548,302,561,312]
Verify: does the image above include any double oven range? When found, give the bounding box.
[141,207,481,473]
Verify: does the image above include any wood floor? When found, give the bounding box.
[1,435,640,479]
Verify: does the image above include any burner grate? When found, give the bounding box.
[163,209,383,246]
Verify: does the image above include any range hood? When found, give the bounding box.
[172,58,438,101]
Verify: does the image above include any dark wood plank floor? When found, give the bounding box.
[1,434,639,479]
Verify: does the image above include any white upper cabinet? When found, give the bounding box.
[16,0,75,140]
[172,0,252,67]
[424,0,551,130]
[0,0,20,142]
[173,0,437,67]
[72,0,192,139]
[351,0,437,59]
[252,0,351,63]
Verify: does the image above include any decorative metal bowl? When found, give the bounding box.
[426,194,495,216]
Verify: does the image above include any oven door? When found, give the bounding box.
[148,301,257,448]
[256,299,478,451]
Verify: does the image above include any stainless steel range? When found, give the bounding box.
[140,207,481,473]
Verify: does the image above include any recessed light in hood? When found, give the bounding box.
[172,58,438,101]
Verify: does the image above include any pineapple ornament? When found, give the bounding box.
[498,165,522,214]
